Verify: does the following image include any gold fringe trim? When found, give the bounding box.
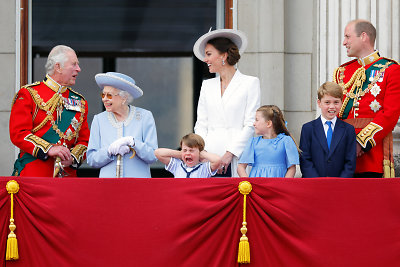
[383,160,395,178]
[6,180,20,260]
[237,181,252,264]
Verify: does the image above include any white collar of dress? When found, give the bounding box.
[107,105,136,128]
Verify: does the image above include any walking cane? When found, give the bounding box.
[116,154,122,178]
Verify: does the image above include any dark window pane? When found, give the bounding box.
[33,0,216,53]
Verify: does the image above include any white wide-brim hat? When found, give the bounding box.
[95,72,143,99]
[193,29,248,61]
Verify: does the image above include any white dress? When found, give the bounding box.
[194,70,261,177]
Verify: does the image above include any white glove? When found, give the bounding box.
[108,136,134,156]
[117,145,130,156]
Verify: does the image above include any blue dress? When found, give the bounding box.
[87,105,158,178]
[238,134,299,177]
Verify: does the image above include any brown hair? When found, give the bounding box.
[257,105,301,153]
[317,81,343,100]
[352,19,376,46]
[207,37,241,65]
[180,133,205,151]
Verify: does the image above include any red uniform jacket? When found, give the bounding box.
[333,51,400,176]
[9,75,90,177]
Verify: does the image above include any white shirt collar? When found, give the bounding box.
[320,116,337,128]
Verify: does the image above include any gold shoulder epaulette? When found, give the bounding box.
[68,87,86,101]
[11,81,41,107]
[381,57,399,65]
[340,59,358,67]
[21,81,41,89]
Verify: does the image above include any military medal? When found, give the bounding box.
[369,70,376,81]
[370,99,381,112]
[378,73,384,82]
[71,117,79,130]
[370,84,381,97]
[63,97,82,112]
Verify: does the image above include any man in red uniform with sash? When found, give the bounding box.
[10,45,90,177]
[333,20,400,177]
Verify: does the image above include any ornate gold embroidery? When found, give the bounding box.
[337,67,366,118]
[26,87,86,142]
[71,144,87,163]
[24,134,52,156]
[44,75,68,93]
[12,82,40,107]
[357,51,380,66]
[357,122,383,148]
[338,62,391,118]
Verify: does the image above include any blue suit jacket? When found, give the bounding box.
[299,116,356,178]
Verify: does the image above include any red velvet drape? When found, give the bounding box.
[1,177,400,267]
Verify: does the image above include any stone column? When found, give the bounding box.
[0,0,17,175]
[236,0,317,138]
[237,0,285,111]
[236,0,316,177]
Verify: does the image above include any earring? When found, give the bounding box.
[222,59,225,66]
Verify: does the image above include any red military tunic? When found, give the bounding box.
[10,75,90,177]
[333,51,400,177]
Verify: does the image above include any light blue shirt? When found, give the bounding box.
[87,105,158,178]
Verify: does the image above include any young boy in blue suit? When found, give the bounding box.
[300,82,356,177]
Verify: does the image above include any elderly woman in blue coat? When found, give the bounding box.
[87,72,158,177]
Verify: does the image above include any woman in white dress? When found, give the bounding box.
[87,72,158,178]
[193,29,261,177]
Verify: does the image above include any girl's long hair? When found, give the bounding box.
[257,105,301,153]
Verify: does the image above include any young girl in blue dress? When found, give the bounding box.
[237,105,300,177]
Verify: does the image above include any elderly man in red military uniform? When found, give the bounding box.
[333,19,400,178]
[10,45,90,177]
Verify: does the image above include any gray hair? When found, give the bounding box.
[119,90,134,105]
[45,45,75,75]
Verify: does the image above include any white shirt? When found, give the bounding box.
[165,158,217,178]
[320,116,337,138]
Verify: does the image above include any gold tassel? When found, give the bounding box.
[6,180,20,260]
[238,181,252,264]
[383,160,395,178]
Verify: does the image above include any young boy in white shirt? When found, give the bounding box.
[155,133,221,178]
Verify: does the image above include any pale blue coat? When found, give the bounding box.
[87,105,158,178]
